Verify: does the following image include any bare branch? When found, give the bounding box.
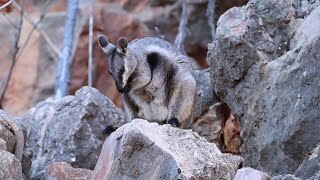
[12,1,60,56]
[88,0,94,87]
[55,0,78,98]
[0,0,24,105]
[174,0,188,54]
[0,0,14,11]
[0,71,10,103]
[3,13,19,29]
[207,0,216,41]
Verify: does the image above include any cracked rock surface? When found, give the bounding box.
[0,109,29,179]
[91,119,242,180]
[209,0,320,176]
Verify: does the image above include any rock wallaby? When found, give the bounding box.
[98,35,196,127]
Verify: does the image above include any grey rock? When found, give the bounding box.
[0,150,24,180]
[296,0,320,17]
[235,167,270,180]
[91,119,243,180]
[0,138,6,151]
[294,145,320,179]
[271,174,302,180]
[192,69,219,121]
[209,0,320,176]
[308,172,320,180]
[21,148,33,179]
[22,86,128,178]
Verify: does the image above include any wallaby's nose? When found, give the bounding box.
[116,86,123,93]
[119,84,131,94]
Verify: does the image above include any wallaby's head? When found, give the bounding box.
[98,35,137,93]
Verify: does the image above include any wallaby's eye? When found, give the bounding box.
[108,70,112,75]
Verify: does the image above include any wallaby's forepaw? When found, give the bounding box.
[167,118,180,127]
[102,126,117,136]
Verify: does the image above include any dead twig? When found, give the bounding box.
[0,0,14,11]
[174,0,188,54]
[2,13,19,29]
[207,0,216,41]
[0,0,24,107]
[88,0,94,87]
[12,1,60,56]
[13,0,57,59]
[55,0,79,98]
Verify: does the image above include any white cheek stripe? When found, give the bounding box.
[122,59,129,88]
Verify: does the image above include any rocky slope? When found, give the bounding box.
[0,0,320,179]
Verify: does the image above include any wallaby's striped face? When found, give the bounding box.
[98,35,135,93]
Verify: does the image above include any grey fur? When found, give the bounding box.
[98,35,196,126]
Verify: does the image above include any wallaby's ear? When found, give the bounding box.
[117,37,128,54]
[98,35,115,55]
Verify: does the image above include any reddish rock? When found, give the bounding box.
[50,0,66,12]
[69,3,145,108]
[223,113,241,154]
[191,102,230,149]
[47,162,92,180]
[1,17,40,116]
[0,15,17,106]
[192,101,242,154]
[123,0,149,13]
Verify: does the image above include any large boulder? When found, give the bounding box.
[91,119,242,180]
[209,0,320,175]
[22,86,127,178]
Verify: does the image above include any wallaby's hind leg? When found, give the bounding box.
[167,74,196,127]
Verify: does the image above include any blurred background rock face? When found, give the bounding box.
[0,0,248,116]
